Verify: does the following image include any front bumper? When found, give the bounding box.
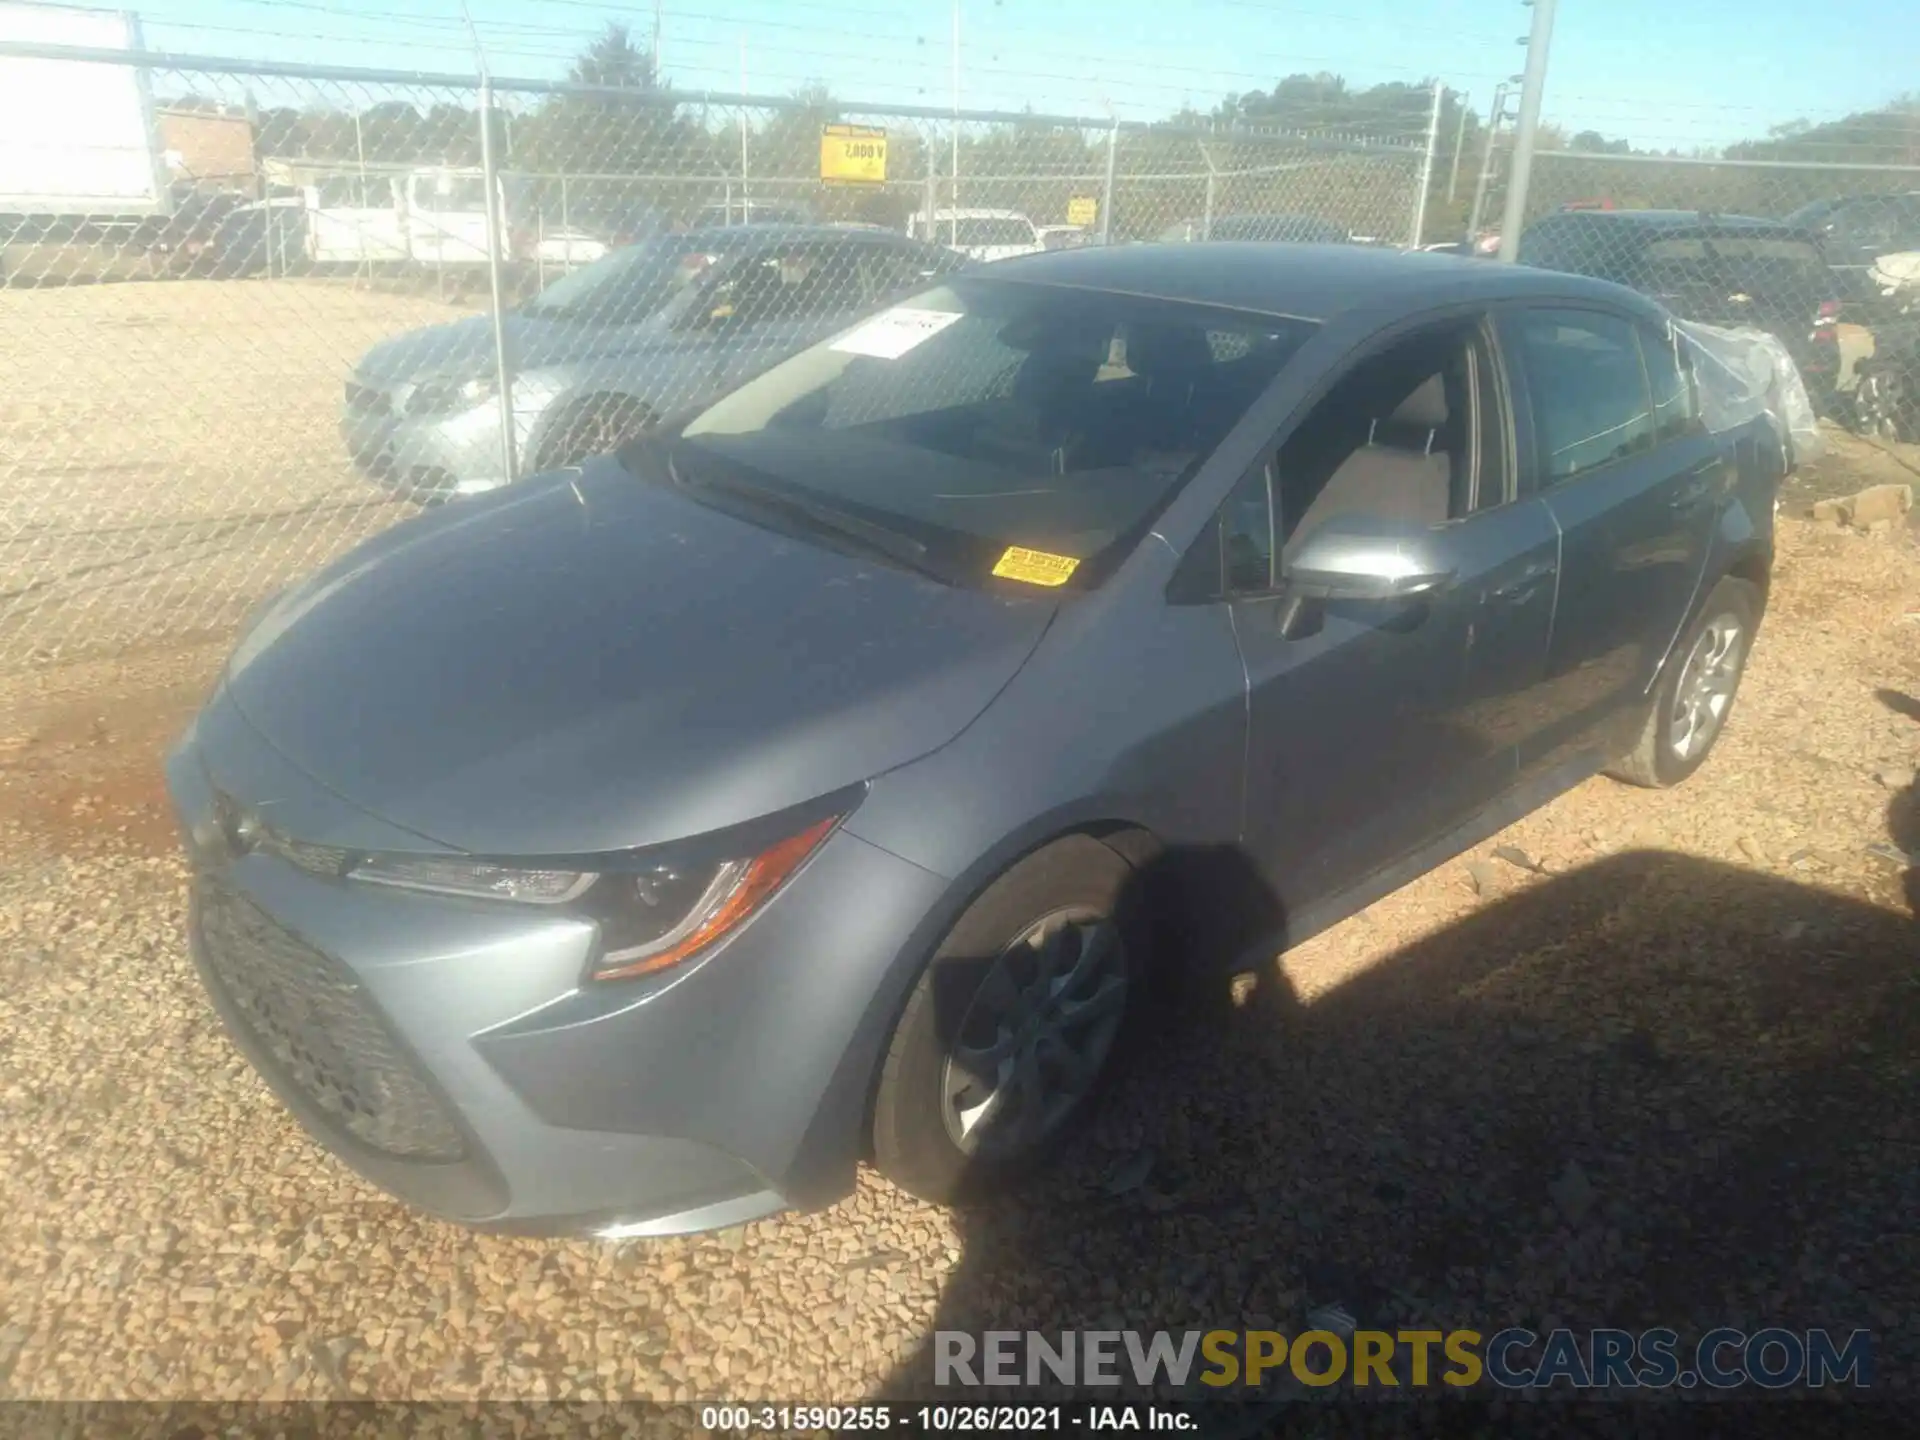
[167,692,949,1236]
[341,391,516,501]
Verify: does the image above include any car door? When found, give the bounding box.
[1498,304,1721,776]
[1224,313,1560,912]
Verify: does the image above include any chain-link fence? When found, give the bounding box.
[1500,149,1920,441]
[0,40,1437,669]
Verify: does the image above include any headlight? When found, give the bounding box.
[343,807,846,981]
[404,375,495,416]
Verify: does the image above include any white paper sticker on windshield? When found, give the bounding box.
[830,306,962,360]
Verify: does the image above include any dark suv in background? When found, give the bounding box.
[1786,192,1920,297]
[1516,210,1845,408]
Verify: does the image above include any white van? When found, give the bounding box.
[305,172,408,267]
[404,168,500,267]
[910,208,1045,264]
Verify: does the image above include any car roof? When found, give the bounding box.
[978,240,1624,323]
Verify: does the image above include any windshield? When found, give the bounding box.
[667,278,1318,589]
[519,236,704,323]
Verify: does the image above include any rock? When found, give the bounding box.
[1847,483,1914,527]
[1466,859,1502,895]
[1104,1148,1155,1196]
[1493,844,1542,873]
[1736,835,1768,864]
[1549,1160,1595,1226]
[1874,767,1916,791]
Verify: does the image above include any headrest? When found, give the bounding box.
[1125,323,1215,379]
[1388,373,1448,430]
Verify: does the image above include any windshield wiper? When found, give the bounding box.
[668,451,953,584]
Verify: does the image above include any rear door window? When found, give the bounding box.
[1506,308,1655,485]
[1638,320,1700,443]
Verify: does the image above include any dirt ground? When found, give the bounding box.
[0,277,469,666]
[0,430,1916,1414]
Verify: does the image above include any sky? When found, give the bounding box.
[80,0,1920,154]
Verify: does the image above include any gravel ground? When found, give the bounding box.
[0,278,462,665]
[0,430,1916,1415]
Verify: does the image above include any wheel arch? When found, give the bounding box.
[777,813,1168,1208]
[527,389,658,474]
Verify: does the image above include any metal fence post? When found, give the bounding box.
[1099,122,1118,245]
[1497,0,1559,262]
[1409,79,1444,249]
[1445,91,1470,204]
[1199,141,1217,242]
[1466,84,1508,247]
[477,79,518,484]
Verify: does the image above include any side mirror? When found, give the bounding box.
[1277,514,1455,639]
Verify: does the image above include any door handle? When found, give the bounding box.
[1668,476,1715,512]
[1488,563,1555,606]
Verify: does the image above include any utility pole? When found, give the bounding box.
[1496,0,1558,263]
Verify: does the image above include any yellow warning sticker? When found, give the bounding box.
[992,546,1081,587]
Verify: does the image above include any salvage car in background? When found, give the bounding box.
[179,243,1800,1237]
[1785,192,1920,300]
[1516,210,1846,409]
[340,223,965,499]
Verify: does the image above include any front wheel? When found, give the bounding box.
[871,835,1141,1204]
[1608,576,1760,789]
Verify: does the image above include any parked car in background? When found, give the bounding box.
[909,208,1046,263]
[1157,213,1352,244]
[142,188,250,273]
[1515,210,1845,408]
[341,223,966,499]
[191,243,1790,1236]
[203,196,309,276]
[1785,192,1920,298]
[1036,223,1091,252]
[694,200,812,228]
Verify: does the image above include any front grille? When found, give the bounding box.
[344,380,390,415]
[195,874,466,1162]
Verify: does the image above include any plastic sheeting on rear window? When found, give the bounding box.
[1675,318,1824,467]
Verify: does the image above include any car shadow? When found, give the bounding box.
[869,845,1919,1428]
[1876,689,1920,916]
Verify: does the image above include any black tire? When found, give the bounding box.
[1608,576,1761,789]
[534,395,656,473]
[871,835,1144,1205]
[1853,361,1917,444]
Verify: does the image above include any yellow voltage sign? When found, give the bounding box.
[820,124,887,184]
[1066,195,1098,227]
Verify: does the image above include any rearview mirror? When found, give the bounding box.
[1277,514,1455,640]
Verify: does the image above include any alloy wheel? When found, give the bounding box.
[940,909,1129,1158]
[1668,614,1746,762]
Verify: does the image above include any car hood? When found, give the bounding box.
[223,455,1057,857]
[352,311,677,384]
